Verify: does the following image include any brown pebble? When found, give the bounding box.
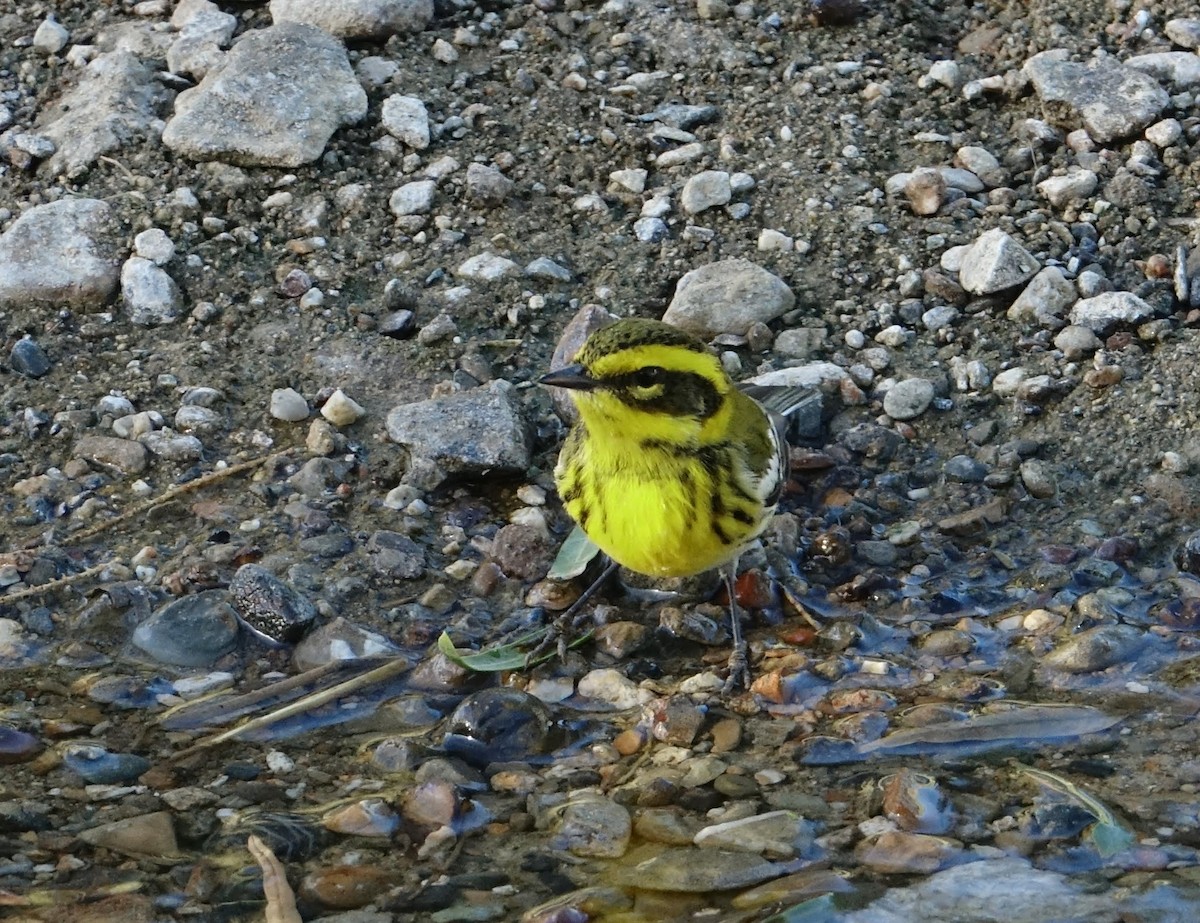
[613,727,648,756]
[1083,365,1123,388]
[709,717,743,753]
[470,560,503,596]
[749,670,786,703]
[299,865,392,909]
[1144,253,1172,278]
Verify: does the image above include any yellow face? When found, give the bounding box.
[542,320,732,444]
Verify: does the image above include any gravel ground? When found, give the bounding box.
[4,1,1200,921]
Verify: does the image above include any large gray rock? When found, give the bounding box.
[1024,51,1170,143]
[385,381,531,489]
[38,52,171,178]
[0,199,123,308]
[662,259,794,336]
[162,23,367,167]
[270,0,433,39]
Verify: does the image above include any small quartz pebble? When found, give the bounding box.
[380,94,430,149]
[883,378,935,420]
[272,388,310,421]
[320,388,365,426]
[33,17,70,54]
[134,228,175,265]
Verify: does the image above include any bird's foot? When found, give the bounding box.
[524,606,596,666]
[722,640,752,693]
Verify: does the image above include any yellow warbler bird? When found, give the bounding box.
[541,317,808,690]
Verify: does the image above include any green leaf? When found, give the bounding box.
[1021,766,1136,859]
[436,626,594,673]
[547,525,601,580]
[437,630,541,672]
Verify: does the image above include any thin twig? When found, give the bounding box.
[67,451,289,545]
[170,656,413,761]
[0,561,115,603]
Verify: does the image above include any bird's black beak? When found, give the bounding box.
[539,364,600,390]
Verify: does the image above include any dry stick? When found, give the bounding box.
[68,451,290,545]
[1,561,113,604]
[8,452,289,601]
[170,655,413,761]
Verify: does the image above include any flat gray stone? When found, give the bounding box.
[162,23,367,167]
[1126,51,1200,88]
[389,179,437,217]
[681,170,732,214]
[457,251,519,281]
[0,199,122,308]
[76,435,150,474]
[1007,266,1077,326]
[883,378,935,421]
[1069,291,1157,334]
[380,94,430,149]
[663,258,794,336]
[269,0,433,39]
[1036,168,1097,207]
[132,591,239,666]
[1024,51,1170,143]
[385,380,531,488]
[37,52,171,178]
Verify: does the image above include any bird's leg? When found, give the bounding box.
[527,559,621,663]
[721,558,751,693]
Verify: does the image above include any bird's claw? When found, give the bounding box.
[722,641,751,693]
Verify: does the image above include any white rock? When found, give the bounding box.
[381,94,430,149]
[680,170,731,214]
[608,168,647,194]
[757,229,794,252]
[270,388,310,422]
[957,228,1039,295]
[431,38,459,63]
[663,259,794,336]
[320,389,366,426]
[0,199,122,308]
[389,180,437,216]
[122,257,184,326]
[33,17,70,54]
[1069,291,1156,334]
[134,228,176,265]
[1145,118,1183,148]
[162,23,367,168]
[991,367,1027,397]
[926,59,960,89]
[269,0,434,39]
[457,252,519,281]
[1036,169,1098,207]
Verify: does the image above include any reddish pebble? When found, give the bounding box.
[299,865,392,910]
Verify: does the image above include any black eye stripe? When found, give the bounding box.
[607,369,723,419]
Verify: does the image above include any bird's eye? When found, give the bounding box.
[634,367,665,388]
